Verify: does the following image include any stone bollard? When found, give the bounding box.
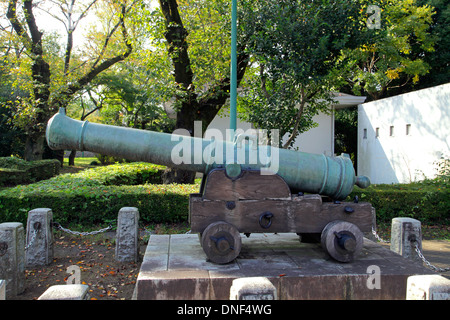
[115,207,140,262]
[0,222,25,298]
[0,280,5,300]
[230,277,277,300]
[38,284,90,300]
[406,275,450,300]
[390,217,422,262]
[26,208,54,267]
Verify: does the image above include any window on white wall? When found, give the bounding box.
[406,124,411,135]
[375,127,379,138]
[363,128,367,139]
[390,126,394,137]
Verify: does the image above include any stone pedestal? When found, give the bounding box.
[0,223,25,298]
[135,233,434,300]
[26,208,54,267]
[115,207,140,262]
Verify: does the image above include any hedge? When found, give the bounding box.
[0,157,61,186]
[0,162,199,226]
[348,183,449,224]
[1,160,448,228]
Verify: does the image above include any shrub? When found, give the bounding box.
[95,154,129,165]
[0,162,198,226]
[72,162,166,185]
[349,182,449,224]
[0,157,61,186]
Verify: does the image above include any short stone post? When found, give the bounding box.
[390,217,422,262]
[0,222,25,298]
[115,207,140,262]
[407,275,450,300]
[26,208,54,267]
[0,280,5,300]
[38,284,90,300]
[230,277,277,300]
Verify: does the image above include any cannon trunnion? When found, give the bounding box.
[190,169,372,264]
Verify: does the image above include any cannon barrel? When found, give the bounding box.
[46,108,370,200]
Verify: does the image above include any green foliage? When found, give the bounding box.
[0,157,60,186]
[0,162,198,227]
[238,0,364,148]
[349,181,449,224]
[415,0,450,89]
[0,62,26,157]
[70,162,166,186]
[433,157,450,184]
[95,154,128,165]
[1,0,143,160]
[335,0,437,100]
[89,70,175,133]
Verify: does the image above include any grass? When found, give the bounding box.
[375,221,450,241]
[60,157,100,175]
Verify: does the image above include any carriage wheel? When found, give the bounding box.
[321,220,363,262]
[201,221,241,264]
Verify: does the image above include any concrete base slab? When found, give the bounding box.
[135,233,434,300]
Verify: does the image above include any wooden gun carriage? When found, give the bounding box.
[191,168,372,264]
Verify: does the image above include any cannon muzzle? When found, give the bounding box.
[46,108,369,200]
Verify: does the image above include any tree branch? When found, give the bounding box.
[260,64,271,100]
[283,86,306,149]
[55,2,134,106]
[23,0,43,55]
[7,0,33,51]
[158,0,193,88]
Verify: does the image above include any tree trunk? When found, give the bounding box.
[162,167,197,184]
[158,0,249,184]
[69,149,77,166]
[24,135,46,161]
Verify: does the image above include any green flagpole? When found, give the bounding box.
[230,0,237,140]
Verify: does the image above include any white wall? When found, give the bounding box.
[289,111,334,156]
[358,83,450,184]
[206,109,254,136]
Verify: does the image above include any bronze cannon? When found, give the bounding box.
[46,108,373,263]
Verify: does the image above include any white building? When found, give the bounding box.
[357,83,450,184]
[206,93,366,157]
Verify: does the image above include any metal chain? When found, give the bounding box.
[52,222,113,236]
[371,227,389,243]
[413,242,450,273]
[24,228,38,251]
[371,227,450,273]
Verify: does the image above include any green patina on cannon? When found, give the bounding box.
[46,108,373,264]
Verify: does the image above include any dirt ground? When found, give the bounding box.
[13,230,146,300]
